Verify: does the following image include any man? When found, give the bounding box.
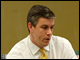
[6,5,78,59]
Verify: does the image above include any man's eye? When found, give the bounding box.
[51,27,53,29]
[43,27,47,29]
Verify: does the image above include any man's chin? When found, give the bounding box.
[44,43,49,47]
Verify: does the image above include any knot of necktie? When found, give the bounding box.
[39,48,48,59]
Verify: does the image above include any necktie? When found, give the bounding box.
[39,48,48,59]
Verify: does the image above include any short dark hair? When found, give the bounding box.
[27,5,55,33]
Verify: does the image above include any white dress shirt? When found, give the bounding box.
[6,35,78,59]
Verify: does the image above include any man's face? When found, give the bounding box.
[31,17,55,48]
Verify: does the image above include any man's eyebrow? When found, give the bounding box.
[51,25,55,27]
[41,25,55,27]
[41,25,48,26]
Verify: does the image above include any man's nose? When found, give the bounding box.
[47,29,52,35]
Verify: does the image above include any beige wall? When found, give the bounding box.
[1,1,79,54]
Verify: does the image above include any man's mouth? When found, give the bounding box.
[45,38,50,41]
[46,38,50,40]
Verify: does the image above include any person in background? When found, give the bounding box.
[6,5,78,59]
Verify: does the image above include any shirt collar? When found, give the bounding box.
[28,36,50,55]
[44,44,50,51]
[28,38,40,55]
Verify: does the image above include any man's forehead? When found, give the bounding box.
[38,17,54,20]
[35,17,55,27]
[38,17,54,23]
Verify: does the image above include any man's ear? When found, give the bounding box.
[28,22,34,32]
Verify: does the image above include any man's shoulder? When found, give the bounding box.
[10,35,30,50]
[15,35,30,47]
[51,35,70,44]
[6,35,30,59]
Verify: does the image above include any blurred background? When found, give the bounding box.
[1,1,79,54]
